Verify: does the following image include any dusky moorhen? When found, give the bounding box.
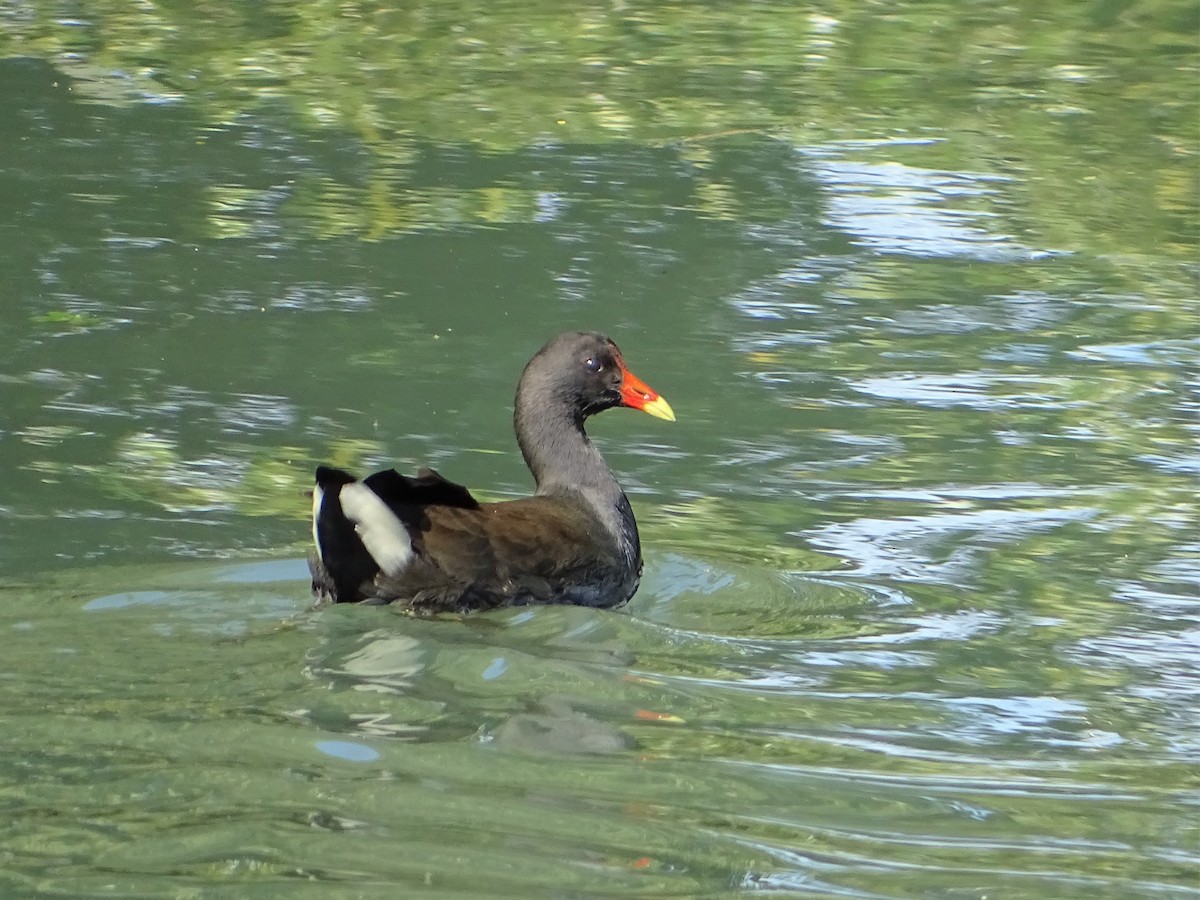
[309,331,674,613]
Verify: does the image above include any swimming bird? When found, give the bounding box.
[308,331,674,613]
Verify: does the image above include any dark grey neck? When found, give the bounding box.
[514,398,640,569]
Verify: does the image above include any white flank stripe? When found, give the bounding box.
[311,484,325,557]
[339,482,414,576]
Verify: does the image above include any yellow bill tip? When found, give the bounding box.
[641,395,676,422]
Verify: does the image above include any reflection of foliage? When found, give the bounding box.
[68,431,384,521]
[29,310,103,328]
[1,2,1193,255]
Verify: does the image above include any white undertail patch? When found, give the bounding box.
[338,481,414,576]
[311,484,325,558]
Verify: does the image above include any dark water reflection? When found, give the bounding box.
[2,5,1198,897]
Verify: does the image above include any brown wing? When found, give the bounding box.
[372,495,623,612]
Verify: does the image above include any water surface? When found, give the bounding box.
[1,2,1197,897]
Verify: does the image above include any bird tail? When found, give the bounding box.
[311,465,415,601]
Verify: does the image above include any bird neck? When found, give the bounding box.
[514,398,640,567]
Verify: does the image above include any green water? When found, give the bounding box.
[2,2,1197,897]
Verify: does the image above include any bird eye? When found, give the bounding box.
[584,357,603,373]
